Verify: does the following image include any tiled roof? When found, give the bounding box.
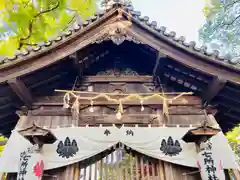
[0,2,239,68]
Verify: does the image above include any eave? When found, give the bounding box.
[0,4,239,84]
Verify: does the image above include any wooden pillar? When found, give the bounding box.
[163,163,175,179]
[158,160,165,180]
[62,164,76,180]
[74,163,80,180]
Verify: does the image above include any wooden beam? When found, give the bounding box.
[70,52,82,76]
[30,111,204,125]
[153,52,166,76]
[202,77,226,105]
[82,76,153,83]
[33,95,201,106]
[7,78,33,108]
[31,103,203,117]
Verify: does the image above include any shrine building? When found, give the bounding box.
[0,2,239,180]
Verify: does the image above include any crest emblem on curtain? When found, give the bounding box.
[160,136,182,156]
[56,137,79,158]
[104,129,111,136]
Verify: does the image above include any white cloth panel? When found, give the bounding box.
[42,126,119,169]
[120,127,238,169]
[0,126,238,172]
[0,130,32,172]
[120,126,197,167]
[197,149,225,180]
[17,149,44,180]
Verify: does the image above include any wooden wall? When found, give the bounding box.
[10,74,211,180]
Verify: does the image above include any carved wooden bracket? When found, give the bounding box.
[93,21,142,45]
[201,76,226,107]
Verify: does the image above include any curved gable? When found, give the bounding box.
[0,4,239,84]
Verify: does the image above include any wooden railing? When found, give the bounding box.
[76,145,163,180]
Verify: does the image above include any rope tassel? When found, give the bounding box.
[59,90,192,120]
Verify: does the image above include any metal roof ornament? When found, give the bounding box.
[101,0,133,9]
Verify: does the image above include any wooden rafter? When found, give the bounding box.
[164,66,207,90]
[127,19,240,83]
[71,52,84,77]
[7,78,33,108]
[152,52,166,76]
[71,42,113,76]
[29,71,69,89]
[217,103,240,114]
[0,11,239,84]
[164,72,200,93]
[83,76,153,83]
[202,77,226,106]
[166,59,211,83]
[224,113,240,121]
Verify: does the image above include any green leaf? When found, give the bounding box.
[0,37,19,56]
[0,1,5,10]
[0,0,97,56]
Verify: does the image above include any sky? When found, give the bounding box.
[131,0,206,43]
[0,0,206,43]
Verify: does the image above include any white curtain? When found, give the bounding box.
[0,126,238,172]
[42,126,119,169]
[0,130,32,173]
[197,149,225,180]
[17,148,44,180]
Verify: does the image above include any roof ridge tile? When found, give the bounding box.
[1,3,239,68]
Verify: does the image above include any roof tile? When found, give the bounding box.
[0,2,239,68]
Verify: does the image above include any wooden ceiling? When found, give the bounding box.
[0,41,239,136]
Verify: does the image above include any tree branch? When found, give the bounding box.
[18,1,60,49]
[223,14,240,28]
[34,1,60,18]
[62,14,78,32]
[24,0,31,8]
[212,14,240,34]
[224,0,240,10]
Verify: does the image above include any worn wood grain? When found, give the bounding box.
[33,94,201,106]
[7,78,33,108]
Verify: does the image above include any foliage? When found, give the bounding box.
[0,0,97,56]
[226,124,240,159]
[199,0,240,58]
[0,136,7,156]
[0,136,7,180]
